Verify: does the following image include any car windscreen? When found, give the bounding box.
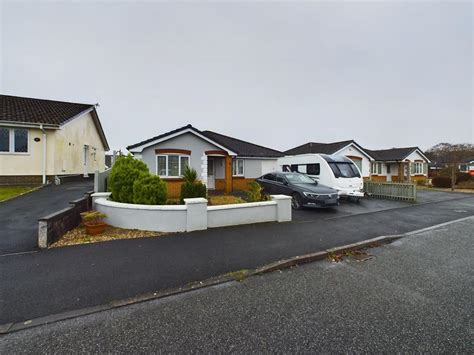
[285,173,316,184]
[329,162,361,178]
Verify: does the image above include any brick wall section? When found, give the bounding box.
[232,177,255,191]
[38,191,93,248]
[165,177,254,198]
[0,175,46,185]
[0,174,93,186]
[164,179,185,198]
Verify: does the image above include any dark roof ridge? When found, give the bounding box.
[1,94,95,108]
[308,139,354,146]
[367,146,419,153]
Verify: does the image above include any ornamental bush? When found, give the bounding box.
[180,166,207,203]
[108,155,149,203]
[246,181,269,202]
[133,174,167,205]
[456,172,471,184]
[432,176,451,188]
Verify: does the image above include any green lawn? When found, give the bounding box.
[0,186,38,202]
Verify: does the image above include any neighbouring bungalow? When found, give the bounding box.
[459,156,474,176]
[365,147,431,183]
[284,140,374,178]
[0,95,109,185]
[126,124,283,197]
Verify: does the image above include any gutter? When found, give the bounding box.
[0,121,60,130]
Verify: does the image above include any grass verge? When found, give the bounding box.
[417,186,474,194]
[0,186,40,202]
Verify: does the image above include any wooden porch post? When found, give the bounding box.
[225,155,233,193]
[407,162,411,182]
[398,162,404,182]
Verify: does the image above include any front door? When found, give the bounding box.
[207,158,215,189]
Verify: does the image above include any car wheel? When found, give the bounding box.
[291,193,303,210]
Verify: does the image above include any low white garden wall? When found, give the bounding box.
[92,193,291,233]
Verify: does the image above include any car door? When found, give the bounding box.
[274,174,292,196]
[260,173,276,194]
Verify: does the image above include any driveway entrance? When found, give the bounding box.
[0,180,93,255]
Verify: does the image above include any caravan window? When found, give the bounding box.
[287,163,319,175]
[329,162,361,178]
[306,163,320,175]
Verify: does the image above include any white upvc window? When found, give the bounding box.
[156,154,190,177]
[371,162,383,175]
[0,127,29,154]
[411,162,425,175]
[232,158,244,176]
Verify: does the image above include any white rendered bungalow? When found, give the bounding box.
[127,124,283,198]
[0,95,109,185]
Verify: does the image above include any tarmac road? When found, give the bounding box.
[1,215,472,352]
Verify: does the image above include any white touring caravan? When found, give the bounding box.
[278,154,365,200]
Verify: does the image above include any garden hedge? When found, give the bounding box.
[432,176,452,188]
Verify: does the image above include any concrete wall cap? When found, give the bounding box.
[184,198,208,204]
[207,200,276,211]
[95,198,187,211]
[91,192,112,198]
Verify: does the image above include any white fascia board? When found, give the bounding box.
[415,149,431,163]
[402,148,431,163]
[238,156,279,160]
[334,143,375,161]
[131,128,238,155]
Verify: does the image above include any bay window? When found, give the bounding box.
[156,154,189,177]
[0,128,28,153]
[232,159,244,176]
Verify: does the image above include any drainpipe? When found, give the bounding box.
[40,124,47,184]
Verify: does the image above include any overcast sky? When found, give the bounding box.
[1,0,472,152]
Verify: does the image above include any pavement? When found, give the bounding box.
[1,190,473,326]
[1,216,472,352]
[0,180,93,255]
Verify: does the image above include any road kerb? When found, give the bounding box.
[253,235,402,275]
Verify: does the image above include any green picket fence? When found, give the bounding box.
[363,181,417,202]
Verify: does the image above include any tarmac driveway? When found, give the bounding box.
[0,180,93,255]
[292,189,473,222]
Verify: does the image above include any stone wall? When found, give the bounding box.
[38,192,93,248]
